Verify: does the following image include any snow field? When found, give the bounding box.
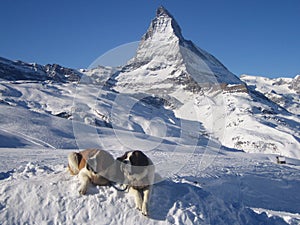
[1,148,299,224]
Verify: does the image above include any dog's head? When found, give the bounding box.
[116,150,150,180]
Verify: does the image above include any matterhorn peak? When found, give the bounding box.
[142,6,184,42]
[111,6,244,95]
[156,5,171,17]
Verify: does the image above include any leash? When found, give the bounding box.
[109,182,128,192]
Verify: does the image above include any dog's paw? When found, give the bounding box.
[142,209,149,217]
[142,205,149,217]
[135,201,142,211]
[79,187,87,195]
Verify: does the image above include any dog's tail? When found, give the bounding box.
[68,152,82,175]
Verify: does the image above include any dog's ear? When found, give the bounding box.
[117,151,129,162]
[131,150,149,167]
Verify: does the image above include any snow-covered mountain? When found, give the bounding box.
[0,6,299,158]
[101,6,299,158]
[0,7,300,224]
[105,6,246,94]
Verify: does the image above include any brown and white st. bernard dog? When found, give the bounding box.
[117,150,155,216]
[68,149,115,195]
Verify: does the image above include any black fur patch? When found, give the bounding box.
[76,152,83,167]
[86,163,96,173]
[130,151,149,167]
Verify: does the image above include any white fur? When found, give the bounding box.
[142,187,151,215]
[121,151,155,216]
[78,167,92,195]
[68,152,92,195]
[130,187,142,210]
[129,185,153,216]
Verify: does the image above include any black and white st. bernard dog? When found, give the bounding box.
[67,149,115,195]
[117,150,155,216]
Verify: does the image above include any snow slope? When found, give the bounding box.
[0,101,299,224]
[220,91,300,158]
[0,104,299,224]
[0,105,76,149]
[2,75,298,158]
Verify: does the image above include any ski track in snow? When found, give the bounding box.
[0,128,56,149]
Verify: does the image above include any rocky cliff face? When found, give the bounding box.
[0,57,81,83]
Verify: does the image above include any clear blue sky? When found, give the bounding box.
[0,0,299,78]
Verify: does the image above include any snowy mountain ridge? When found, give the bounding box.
[0,57,81,83]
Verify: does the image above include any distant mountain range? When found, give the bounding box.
[241,74,300,115]
[0,6,299,159]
